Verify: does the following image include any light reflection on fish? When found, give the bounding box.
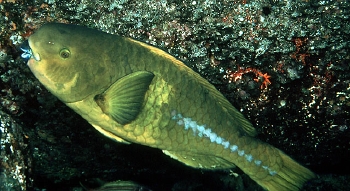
[80,180,152,191]
[24,23,315,191]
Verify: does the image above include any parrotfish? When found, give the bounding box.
[24,23,315,191]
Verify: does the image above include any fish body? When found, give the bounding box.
[26,23,315,190]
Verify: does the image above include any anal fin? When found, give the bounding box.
[162,150,235,169]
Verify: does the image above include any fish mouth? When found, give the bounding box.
[20,40,41,62]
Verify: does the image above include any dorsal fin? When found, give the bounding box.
[191,72,257,137]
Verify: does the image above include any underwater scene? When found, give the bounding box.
[0,0,349,190]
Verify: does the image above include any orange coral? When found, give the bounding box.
[254,72,271,89]
[225,65,271,89]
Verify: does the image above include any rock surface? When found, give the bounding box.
[0,0,349,190]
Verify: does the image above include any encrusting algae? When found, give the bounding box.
[23,23,315,191]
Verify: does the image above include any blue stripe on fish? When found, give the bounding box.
[171,110,277,176]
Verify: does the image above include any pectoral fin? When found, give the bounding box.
[94,71,154,125]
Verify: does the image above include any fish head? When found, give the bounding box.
[26,23,119,103]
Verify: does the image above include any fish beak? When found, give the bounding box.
[20,47,32,59]
[20,40,32,59]
[20,40,41,61]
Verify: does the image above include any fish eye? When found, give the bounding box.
[59,48,70,59]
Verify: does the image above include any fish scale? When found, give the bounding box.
[25,23,315,191]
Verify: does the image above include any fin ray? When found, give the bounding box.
[95,71,154,125]
[254,149,316,191]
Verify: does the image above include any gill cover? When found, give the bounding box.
[26,23,124,103]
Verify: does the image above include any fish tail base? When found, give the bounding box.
[256,149,316,191]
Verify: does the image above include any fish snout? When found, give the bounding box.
[20,40,32,59]
[20,40,41,61]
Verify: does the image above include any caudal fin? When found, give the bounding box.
[255,149,315,191]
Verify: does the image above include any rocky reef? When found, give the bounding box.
[0,0,349,190]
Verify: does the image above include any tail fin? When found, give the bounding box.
[255,149,316,191]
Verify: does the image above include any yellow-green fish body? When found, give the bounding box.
[26,23,315,191]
